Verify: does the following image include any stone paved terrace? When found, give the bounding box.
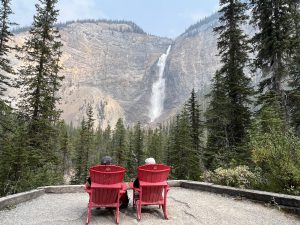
[0,187,299,225]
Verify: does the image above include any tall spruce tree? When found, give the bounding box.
[287,0,300,134]
[0,0,15,98]
[206,0,253,168]
[250,0,295,125]
[169,110,193,179]
[17,0,63,164]
[112,118,126,167]
[146,126,163,163]
[133,121,144,166]
[0,0,16,141]
[185,89,203,179]
[126,127,136,178]
[102,124,112,156]
[73,118,87,184]
[205,72,230,169]
[73,105,94,184]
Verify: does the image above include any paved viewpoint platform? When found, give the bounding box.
[0,188,299,225]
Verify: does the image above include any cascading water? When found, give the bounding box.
[149,45,171,122]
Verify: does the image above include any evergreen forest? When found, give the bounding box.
[0,0,300,197]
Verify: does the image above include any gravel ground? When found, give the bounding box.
[0,188,299,225]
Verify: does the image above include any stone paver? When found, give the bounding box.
[0,188,299,225]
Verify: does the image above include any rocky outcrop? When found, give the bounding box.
[10,16,223,127]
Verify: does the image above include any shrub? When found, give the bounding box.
[250,106,300,195]
[202,165,258,189]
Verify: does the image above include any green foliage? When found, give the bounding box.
[168,92,204,181]
[112,118,126,167]
[133,121,144,166]
[288,1,300,135]
[202,165,259,189]
[0,0,16,97]
[205,0,253,170]
[250,107,300,195]
[146,126,163,163]
[73,104,94,184]
[205,72,230,169]
[250,0,299,124]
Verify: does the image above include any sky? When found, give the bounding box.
[11,0,219,38]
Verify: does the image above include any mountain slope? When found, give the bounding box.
[10,16,223,127]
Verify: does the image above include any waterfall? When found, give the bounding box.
[149,45,171,122]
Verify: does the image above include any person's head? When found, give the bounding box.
[145,157,156,165]
[101,156,112,165]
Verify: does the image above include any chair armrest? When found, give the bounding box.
[166,185,170,191]
[121,183,127,191]
[129,182,134,189]
[84,185,92,194]
[129,182,140,192]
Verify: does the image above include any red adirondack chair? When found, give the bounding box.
[85,165,126,224]
[129,164,171,221]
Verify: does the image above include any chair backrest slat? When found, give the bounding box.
[137,164,170,203]
[90,165,125,185]
[138,164,170,183]
[89,165,125,205]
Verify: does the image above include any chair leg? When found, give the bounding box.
[162,204,168,220]
[115,206,120,224]
[132,191,135,208]
[163,187,169,219]
[136,200,141,221]
[86,204,91,224]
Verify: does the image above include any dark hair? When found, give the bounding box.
[101,156,112,165]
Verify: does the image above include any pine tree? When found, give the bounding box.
[73,118,86,184]
[0,0,16,145]
[0,113,29,196]
[102,124,112,156]
[58,121,69,176]
[287,0,300,134]
[250,0,295,124]
[126,127,136,179]
[83,104,94,178]
[0,0,15,98]
[73,105,94,184]
[205,72,230,169]
[112,118,126,166]
[146,126,163,163]
[17,0,63,163]
[185,89,203,178]
[133,121,144,166]
[92,125,103,165]
[205,0,253,168]
[169,110,193,179]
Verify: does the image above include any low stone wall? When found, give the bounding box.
[180,181,300,215]
[0,189,44,210]
[1,180,299,215]
[39,185,85,193]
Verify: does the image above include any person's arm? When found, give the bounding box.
[133,178,139,188]
[85,177,91,189]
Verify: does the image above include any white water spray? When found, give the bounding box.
[149,45,171,122]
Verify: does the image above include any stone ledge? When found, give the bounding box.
[38,185,85,193]
[0,189,44,210]
[167,180,184,187]
[181,181,300,214]
[1,180,299,215]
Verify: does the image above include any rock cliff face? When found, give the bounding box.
[163,14,220,120]
[11,15,222,127]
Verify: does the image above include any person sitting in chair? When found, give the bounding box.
[85,156,129,208]
[133,157,156,188]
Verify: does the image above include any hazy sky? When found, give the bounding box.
[11,0,219,38]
